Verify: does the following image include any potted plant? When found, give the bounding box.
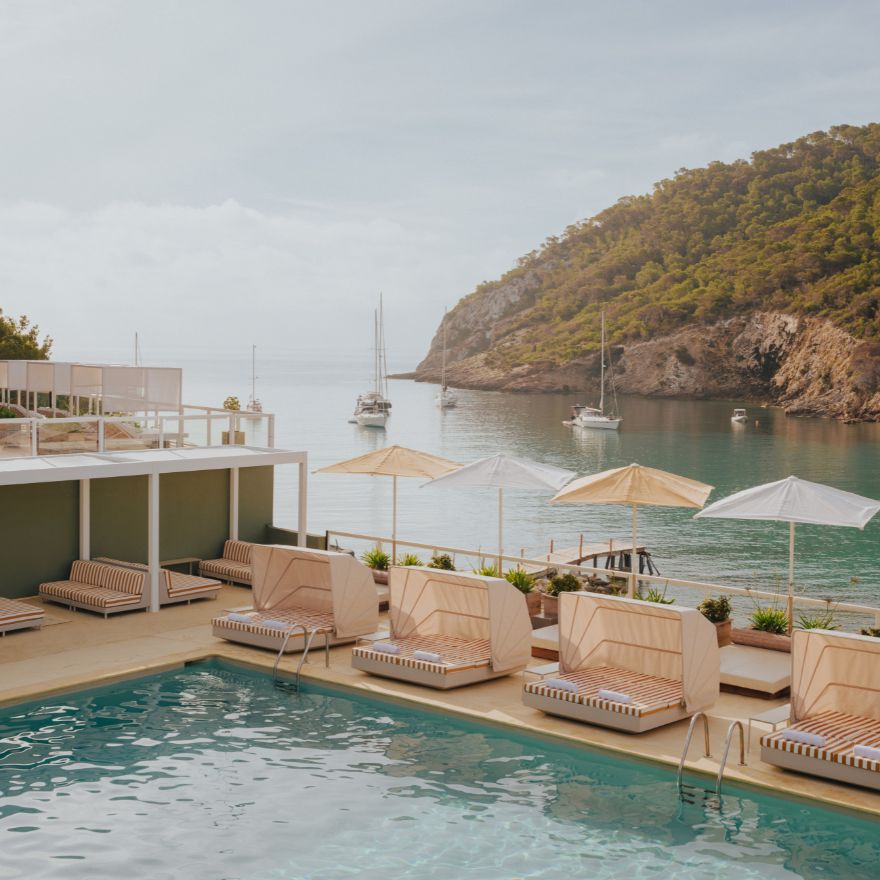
[860,627,880,638]
[360,546,391,585]
[731,605,792,652]
[698,595,732,647]
[638,585,675,605]
[221,395,245,445]
[542,572,581,617]
[505,568,541,617]
[397,553,423,567]
[796,611,838,631]
[427,553,456,571]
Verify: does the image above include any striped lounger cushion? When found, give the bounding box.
[214,605,336,639]
[199,559,252,583]
[40,561,145,609]
[0,597,43,627]
[524,665,684,718]
[352,635,492,675]
[762,711,880,774]
[95,559,220,599]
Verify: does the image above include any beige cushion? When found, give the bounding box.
[720,644,791,694]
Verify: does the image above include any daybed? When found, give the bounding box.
[39,560,148,617]
[761,629,880,791]
[212,544,378,653]
[94,557,221,605]
[351,567,532,689]
[522,592,720,733]
[200,539,255,586]
[0,597,45,635]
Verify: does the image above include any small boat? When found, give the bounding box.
[731,408,747,424]
[435,308,457,409]
[564,310,621,431]
[352,296,392,428]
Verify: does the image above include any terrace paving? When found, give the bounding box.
[2,586,878,818]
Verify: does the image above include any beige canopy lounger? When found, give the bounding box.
[351,567,532,689]
[761,630,880,791]
[212,544,379,653]
[523,593,720,733]
[94,558,221,605]
[0,597,45,635]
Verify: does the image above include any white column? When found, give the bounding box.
[147,472,160,613]
[79,479,91,559]
[229,466,240,540]
[297,458,308,547]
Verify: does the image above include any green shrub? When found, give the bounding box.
[505,568,534,594]
[698,595,731,623]
[476,564,500,577]
[0,405,19,419]
[859,626,880,638]
[639,586,674,605]
[750,606,789,634]
[547,572,581,596]
[428,553,456,571]
[398,553,423,566]
[796,611,838,630]
[360,546,390,571]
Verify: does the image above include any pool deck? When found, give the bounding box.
[2,586,879,819]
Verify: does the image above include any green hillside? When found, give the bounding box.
[472,124,880,368]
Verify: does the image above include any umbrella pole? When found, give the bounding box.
[629,504,637,598]
[787,521,795,634]
[392,474,397,564]
[497,486,503,574]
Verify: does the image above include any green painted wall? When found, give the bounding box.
[0,482,79,599]
[0,465,277,598]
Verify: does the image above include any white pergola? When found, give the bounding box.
[0,446,308,612]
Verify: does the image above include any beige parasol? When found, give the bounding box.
[316,445,460,559]
[551,463,713,594]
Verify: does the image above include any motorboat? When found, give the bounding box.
[731,408,748,424]
[564,309,622,431]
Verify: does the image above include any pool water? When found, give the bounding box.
[1,663,878,879]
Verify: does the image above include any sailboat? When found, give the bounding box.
[247,344,263,412]
[352,295,392,428]
[434,309,457,408]
[565,309,622,431]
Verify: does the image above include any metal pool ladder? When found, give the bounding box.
[715,720,746,796]
[677,712,711,803]
[272,625,332,692]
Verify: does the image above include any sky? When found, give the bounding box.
[1,0,879,369]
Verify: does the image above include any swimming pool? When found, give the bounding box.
[1,662,878,879]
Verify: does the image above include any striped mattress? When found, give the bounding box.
[38,582,142,608]
[0,597,44,628]
[199,558,252,584]
[524,665,684,718]
[94,558,220,598]
[213,605,336,639]
[762,711,880,774]
[352,635,491,675]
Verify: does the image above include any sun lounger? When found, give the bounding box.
[212,545,378,653]
[94,557,221,605]
[199,539,255,586]
[0,597,44,635]
[351,567,532,690]
[522,592,719,733]
[39,560,148,617]
[761,630,880,791]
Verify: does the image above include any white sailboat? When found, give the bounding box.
[435,309,457,408]
[247,344,263,412]
[565,309,622,431]
[352,295,392,428]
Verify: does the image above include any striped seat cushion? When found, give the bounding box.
[352,635,492,675]
[167,572,221,598]
[39,580,142,608]
[223,540,254,564]
[524,665,684,718]
[70,560,145,596]
[200,558,252,583]
[762,711,880,774]
[0,597,44,625]
[213,605,336,639]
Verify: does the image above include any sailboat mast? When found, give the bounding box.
[373,308,380,395]
[599,310,606,415]
[441,309,448,390]
[251,345,256,405]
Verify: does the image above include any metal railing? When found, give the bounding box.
[0,405,276,457]
[325,529,880,629]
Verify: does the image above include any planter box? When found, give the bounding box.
[731,627,791,653]
[371,570,389,586]
[524,591,542,616]
[714,619,732,648]
[541,594,558,618]
[222,430,246,446]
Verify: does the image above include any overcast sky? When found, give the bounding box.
[2,0,879,368]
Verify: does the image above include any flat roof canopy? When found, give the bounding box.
[0,446,307,486]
